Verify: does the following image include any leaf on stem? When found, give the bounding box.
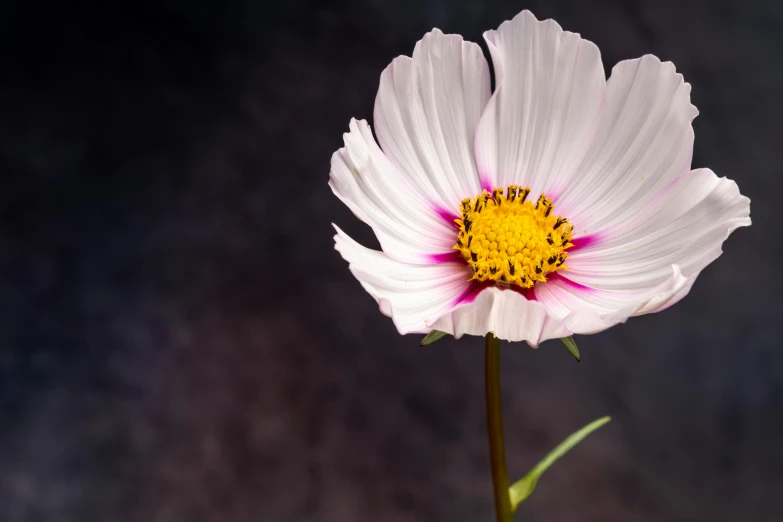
[420,330,449,346]
[508,416,611,511]
[560,336,580,361]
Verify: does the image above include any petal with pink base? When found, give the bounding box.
[374,29,490,209]
[329,119,457,264]
[334,225,472,334]
[431,286,570,347]
[556,55,698,231]
[474,10,606,196]
[565,169,750,303]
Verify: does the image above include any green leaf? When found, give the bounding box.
[420,330,449,346]
[560,336,580,361]
[508,416,611,511]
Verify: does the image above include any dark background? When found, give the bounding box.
[0,0,780,521]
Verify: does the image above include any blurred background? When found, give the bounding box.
[0,0,780,521]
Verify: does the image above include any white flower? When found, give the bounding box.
[330,10,750,347]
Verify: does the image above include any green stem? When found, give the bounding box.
[485,332,513,522]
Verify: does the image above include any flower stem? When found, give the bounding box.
[485,332,513,522]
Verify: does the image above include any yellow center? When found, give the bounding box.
[454,186,574,288]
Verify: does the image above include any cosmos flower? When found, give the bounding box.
[330,10,750,346]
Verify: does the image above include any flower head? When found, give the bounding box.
[330,10,750,346]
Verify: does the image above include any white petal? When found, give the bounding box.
[431,287,570,347]
[429,264,694,345]
[329,119,457,263]
[535,265,692,334]
[566,169,750,295]
[374,29,491,208]
[474,10,606,195]
[556,55,698,229]
[536,168,750,328]
[334,225,471,334]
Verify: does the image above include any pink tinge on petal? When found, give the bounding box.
[480,175,494,193]
[453,280,538,307]
[434,207,460,228]
[548,272,596,293]
[453,280,493,306]
[507,284,537,301]
[432,283,571,345]
[569,233,603,252]
[428,251,464,264]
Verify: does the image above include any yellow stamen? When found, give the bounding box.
[454,186,574,288]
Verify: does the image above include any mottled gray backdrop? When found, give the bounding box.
[0,0,780,521]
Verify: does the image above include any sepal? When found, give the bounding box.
[420,330,449,346]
